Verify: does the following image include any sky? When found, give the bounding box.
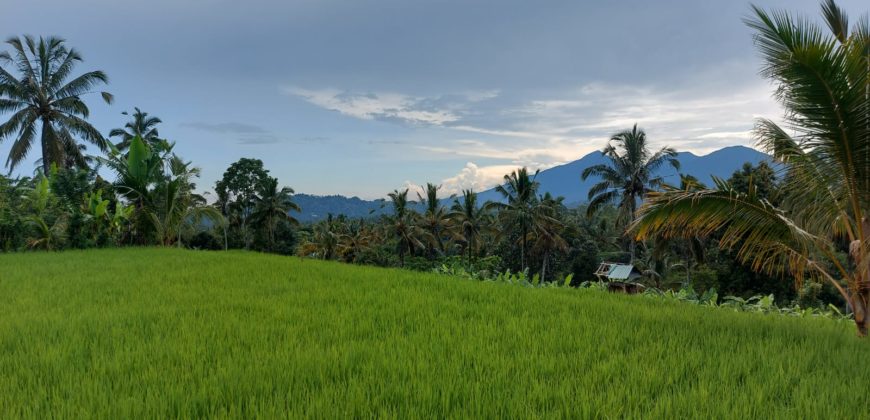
[1,0,865,199]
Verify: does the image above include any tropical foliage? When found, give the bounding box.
[0,36,113,173]
[0,0,866,339]
[632,0,870,335]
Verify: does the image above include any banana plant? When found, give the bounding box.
[109,202,134,246]
[22,177,67,250]
[81,189,110,242]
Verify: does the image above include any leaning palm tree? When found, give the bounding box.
[633,1,870,335]
[251,177,301,251]
[582,124,679,261]
[449,189,495,265]
[488,167,540,272]
[0,36,113,173]
[110,107,162,151]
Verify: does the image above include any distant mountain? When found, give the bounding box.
[293,145,772,223]
[293,194,390,223]
[477,145,772,205]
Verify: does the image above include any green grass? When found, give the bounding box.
[0,248,867,418]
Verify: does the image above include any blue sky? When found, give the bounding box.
[2,0,864,198]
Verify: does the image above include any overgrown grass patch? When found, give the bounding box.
[0,248,867,417]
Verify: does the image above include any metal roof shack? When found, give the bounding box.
[594,262,642,282]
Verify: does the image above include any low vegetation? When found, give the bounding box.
[0,248,868,417]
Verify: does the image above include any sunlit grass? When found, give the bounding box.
[0,248,867,417]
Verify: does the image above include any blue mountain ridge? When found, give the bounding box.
[294,145,771,223]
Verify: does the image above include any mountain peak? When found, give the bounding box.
[294,146,772,222]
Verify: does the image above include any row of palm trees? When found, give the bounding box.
[298,175,570,277]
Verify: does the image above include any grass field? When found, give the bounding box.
[0,248,868,417]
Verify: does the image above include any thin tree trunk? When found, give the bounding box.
[521,222,527,272]
[541,253,548,283]
[629,197,637,264]
[849,218,870,336]
[41,119,52,174]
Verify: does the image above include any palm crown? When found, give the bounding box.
[0,35,112,173]
[110,107,162,151]
[632,0,870,335]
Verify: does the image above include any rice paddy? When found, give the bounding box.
[0,248,867,417]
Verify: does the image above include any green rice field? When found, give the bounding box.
[0,248,868,417]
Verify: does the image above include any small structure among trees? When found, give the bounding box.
[594,262,645,294]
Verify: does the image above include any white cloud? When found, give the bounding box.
[440,162,516,195]
[284,80,781,186]
[283,86,492,126]
[697,130,752,139]
[399,180,425,198]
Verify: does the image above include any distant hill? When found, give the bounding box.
[293,194,390,223]
[294,145,772,222]
[477,145,771,205]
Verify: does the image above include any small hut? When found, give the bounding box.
[594,262,645,293]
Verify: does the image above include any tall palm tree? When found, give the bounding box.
[529,193,568,281]
[449,189,494,264]
[633,1,870,335]
[251,177,301,251]
[387,188,425,267]
[0,36,113,173]
[110,107,162,151]
[489,167,540,272]
[582,124,679,261]
[417,182,450,257]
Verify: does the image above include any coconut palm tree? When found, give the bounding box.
[387,188,425,267]
[0,36,113,173]
[449,189,494,264]
[110,107,162,151]
[338,219,376,263]
[633,0,870,335]
[489,167,540,272]
[528,193,568,281]
[582,124,679,261]
[297,215,340,260]
[149,155,221,247]
[417,183,451,257]
[251,177,301,251]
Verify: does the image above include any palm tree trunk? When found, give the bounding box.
[270,219,276,252]
[541,252,548,283]
[521,223,527,272]
[851,219,870,336]
[40,118,52,174]
[629,197,638,264]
